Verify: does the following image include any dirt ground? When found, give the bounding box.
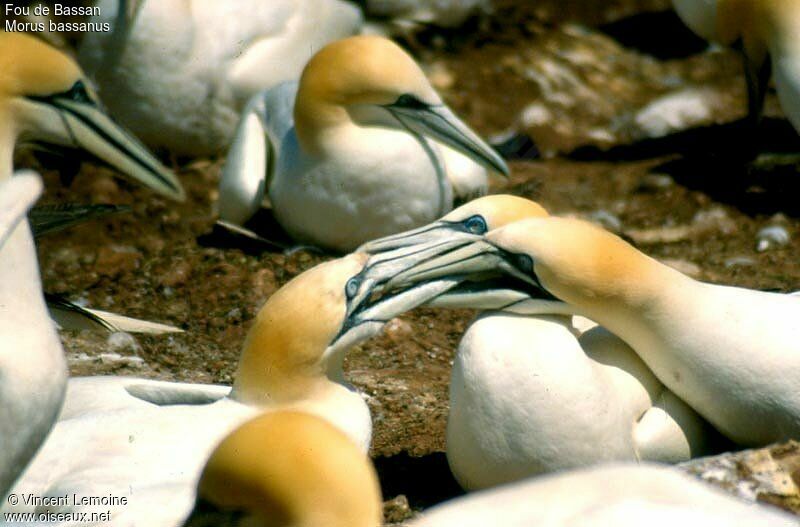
[18,0,800,523]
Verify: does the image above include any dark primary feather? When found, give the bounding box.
[30,203,130,238]
[44,292,117,332]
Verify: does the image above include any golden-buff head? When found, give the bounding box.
[198,410,382,527]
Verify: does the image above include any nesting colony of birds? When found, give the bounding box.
[1,0,800,525]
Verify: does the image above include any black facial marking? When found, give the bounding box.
[63,80,95,106]
[392,94,430,110]
[511,253,533,275]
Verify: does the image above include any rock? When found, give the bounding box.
[692,207,737,236]
[660,258,702,278]
[384,318,415,344]
[427,62,455,91]
[756,226,791,253]
[638,173,675,192]
[626,225,693,245]
[249,267,278,299]
[679,442,800,514]
[159,260,193,287]
[588,209,622,233]
[95,245,142,278]
[383,494,413,524]
[626,207,737,245]
[107,331,141,353]
[630,87,719,140]
[725,256,757,268]
[89,175,122,203]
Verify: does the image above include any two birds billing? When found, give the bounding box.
[361,195,800,491]
[2,183,797,525]
[218,35,508,252]
[363,196,717,491]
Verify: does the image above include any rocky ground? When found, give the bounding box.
[15,0,800,523]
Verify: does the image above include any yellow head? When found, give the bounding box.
[232,254,368,403]
[197,411,382,527]
[0,32,83,100]
[231,250,461,404]
[294,34,437,153]
[0,31,183,198]
[299,35,437,108]
[485,217,674,311]
[378,214,690,318]
[293,35,508,174]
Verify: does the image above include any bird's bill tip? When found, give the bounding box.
[391,104,509,176]
[43,99,185,201]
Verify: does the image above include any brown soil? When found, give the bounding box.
[18,0,800,523]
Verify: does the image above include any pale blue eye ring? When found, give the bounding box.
[345,277,360,299]
[463,215,488,234]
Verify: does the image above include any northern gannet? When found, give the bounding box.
[408,463,796,527]
[78,0,363,156]
[362,196,716,491]
[0,171,65,501]
[218,35,508,252]
[386,215,800,447]
[189,410,382,527]
[5,251,461,525]
[672,0,800,132]
[0,31,184,499]
[0,31,184,200]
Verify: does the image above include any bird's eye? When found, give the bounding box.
[394,94,429,110]
[63,80,95,106]
[463,215,488,234]
[345,277,361,299]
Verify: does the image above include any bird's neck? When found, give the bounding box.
[229,342,345,407]
[293,90,353,157]
[538,248,698,355]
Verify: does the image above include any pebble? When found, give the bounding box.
[692,207,737,236]
[756,226,791,252]
[98,353,145,367]
[95,245,142,278]
[426,62,455,91]
[89,176,122,203]
[632,88,716,139]
[519,102,553,128]
[660,258,702,279]
[159,260,193,287]
[383,495,413,524]
[106,331,141,353]
[724,256,757,268]
[680,441,800,511]
[384,318,414,344]
[588,209,622,233]
[639,173,675,192]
